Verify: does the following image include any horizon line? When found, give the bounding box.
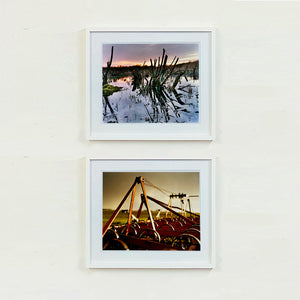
[102,59,199,68]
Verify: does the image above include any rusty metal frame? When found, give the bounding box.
[147,195,196,224]
[102,179,138,236]
[103,176,157,237]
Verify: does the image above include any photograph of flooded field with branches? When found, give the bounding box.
[102,44,199,123]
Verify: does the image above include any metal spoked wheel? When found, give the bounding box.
[184,228,200,235]
[158,219,168,225]
[120,225,137,236]
[181,219,186,225]
[173,220,183,227]
[103,228,119,246]
[139,229,161,242]
[161,236,174,245]
[132,222,140,229]
[158,223,175,231]
[183,228,200,241]
[147,221,158,229]
[172,234,201,250]
[103,238,129,250]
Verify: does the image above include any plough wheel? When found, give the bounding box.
[172,234,201,250]
[158,223,175,231]
[183,228,200,240]
[147,221,158,228]
[139,229,161,242]
[174,220,183,227]
[103,228,119,246]
[184,228,200,235]
[103,238,129,250]
[120,225,137,236]
[161,236,174,245]
[132,222,140,229]
[159,219,168,225]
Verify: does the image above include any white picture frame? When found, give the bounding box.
[86,29,215,140]
[86,158,215,268]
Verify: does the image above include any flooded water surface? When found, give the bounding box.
[103,76,199,123]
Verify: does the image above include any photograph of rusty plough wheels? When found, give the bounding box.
[103,175,200,251]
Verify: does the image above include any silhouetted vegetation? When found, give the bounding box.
[102,47,199,123]
[103,46,114,85]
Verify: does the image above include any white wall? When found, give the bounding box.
[1,0,299,299]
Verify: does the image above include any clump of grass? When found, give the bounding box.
[132,49,185,122]
[149,48,179,87]
[137,48,181,94]
[103,84,122,97]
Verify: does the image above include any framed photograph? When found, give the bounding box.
[86,29,215,140]
[86,158,215,268]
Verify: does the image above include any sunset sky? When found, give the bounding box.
[102,44,199,67]
[103,172,200,213]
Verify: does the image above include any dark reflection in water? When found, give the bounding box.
[103,76,199,123]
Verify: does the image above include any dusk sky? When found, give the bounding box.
[102,44,199,67]
[103,172,200,213]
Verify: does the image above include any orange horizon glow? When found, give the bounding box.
[103,59,199,68]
